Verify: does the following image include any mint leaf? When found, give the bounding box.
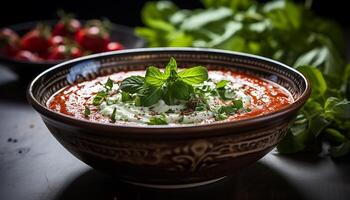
[93,91,107,106]
[119,76,145,94]
[147,115,168,125]
[178,66,208,85]
[216,80,229,89]
[164,57,177,78]
[145,66,166,86]
[139,85,163,106]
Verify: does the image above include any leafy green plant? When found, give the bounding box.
[136,0,350,157]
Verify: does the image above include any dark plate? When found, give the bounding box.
[0,20,146,80]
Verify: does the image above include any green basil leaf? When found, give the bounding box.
[216,80,229,89]
[145,66,166,86]
[139,85,163,107]
[164,57,178,78]
[119,76,145,94]
[178,66,208,85]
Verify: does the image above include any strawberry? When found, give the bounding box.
[15,50,42,61]
[0,28,20,56]
[75,20,111,53]
[21,24,51,54]
[105,42,124,51]
[52,11,81,38]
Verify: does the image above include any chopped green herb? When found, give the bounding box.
[84,106,91,117]
[147,115,168,125]
[104,78,114,91]
[232,99,243,109]
[93,91,108,106]
[110,107,117,123]
[215,112,228,121]
[121,91,132,102]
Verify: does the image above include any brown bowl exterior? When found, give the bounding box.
[27,48,310,185]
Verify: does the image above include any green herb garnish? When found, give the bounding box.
[147,115,168,125]
[120,57,208,107]
[110,107,117,123]
[93,91,108,106]
[84,106,91,117]
[119,76,145,94]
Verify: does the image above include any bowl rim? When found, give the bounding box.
[0,20,146,65]
[27,47,311,134]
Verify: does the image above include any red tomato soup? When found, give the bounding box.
[48,69,293,125]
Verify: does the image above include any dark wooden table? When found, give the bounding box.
[0,65,349,200]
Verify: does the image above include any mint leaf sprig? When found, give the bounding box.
[120,57,209,107]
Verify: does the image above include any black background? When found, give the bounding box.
[0,0,348,28]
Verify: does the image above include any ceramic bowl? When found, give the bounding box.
[0,20,145,80]
[27,48,310,188]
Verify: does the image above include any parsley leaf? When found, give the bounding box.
[110,107,117,123]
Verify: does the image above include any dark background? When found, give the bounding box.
[0,0,348,28]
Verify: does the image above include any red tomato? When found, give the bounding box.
[21,25,50,54]
[47,45,67,60]
[15,50,42,61]
[70,46,82,58]
[52,19,81,38]
[49,35,65,46]
[106,42,124,51]
[0,28,20,56]
[75,21,110,53]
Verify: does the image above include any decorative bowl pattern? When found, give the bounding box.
[27,48,310,188]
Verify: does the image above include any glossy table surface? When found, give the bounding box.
[0,65,349,200]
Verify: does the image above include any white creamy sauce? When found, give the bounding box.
[93,71,251,125]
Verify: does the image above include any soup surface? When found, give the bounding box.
[48,60,293,125]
